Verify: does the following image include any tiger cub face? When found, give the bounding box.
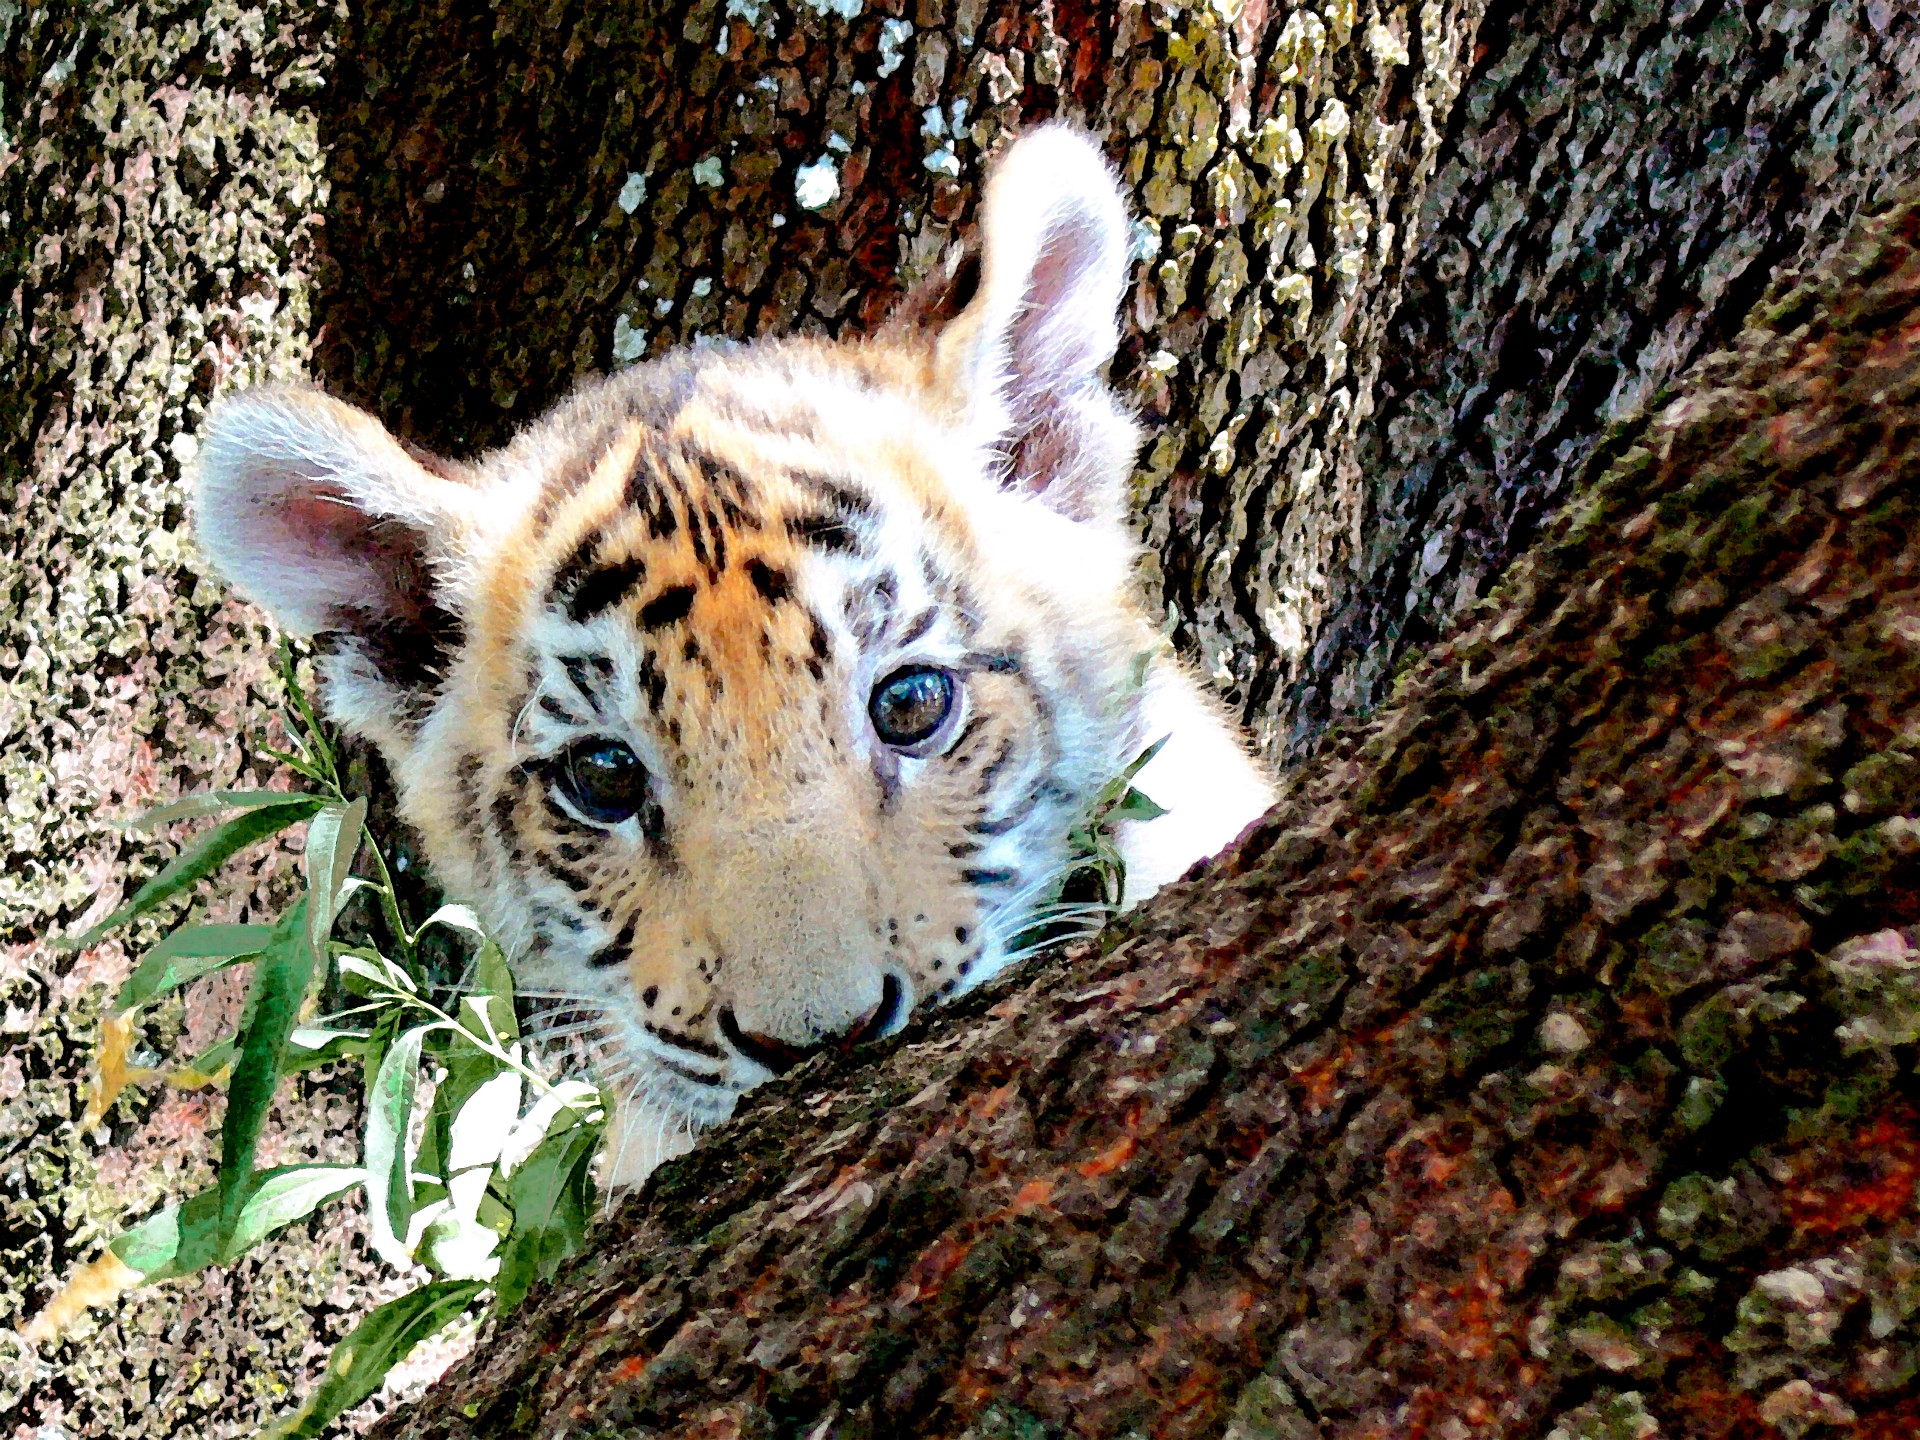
[195,126,1273,1185]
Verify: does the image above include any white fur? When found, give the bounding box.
[1119,660,1275,903]
[194,386,488,634]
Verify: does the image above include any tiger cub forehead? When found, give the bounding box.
[462,340,1138,780]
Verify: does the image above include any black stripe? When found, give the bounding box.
[961,867,1018,888]
[638,584,698,630]
[549,533,599,603]
[567,559,648,623]
[558,655,608,716]
[531,901,587,934]
[636,652,667,710]
[535,854,594,893]
[538,695,583,725]
[790,472,875,518]
[895,606,938,647]
[588,912,639,969]
[746,558,791,603]
[962,650,1022,673]
[969,812,1022,836]
[645,1023,727,1061]
[977,737,1018,788]
[790,510,861,554]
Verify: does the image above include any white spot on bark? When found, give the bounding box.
[877,18,912,77]
[612,315,646,364]
[794,157,840,210]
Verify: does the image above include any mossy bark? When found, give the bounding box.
[379,192,1920,1440]
[0,4,408,1436]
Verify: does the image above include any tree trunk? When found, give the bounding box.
[0,6,398,1437]
[1291,0,1920,758]
[380,192,1920,1440]
[9,1,1919,1437]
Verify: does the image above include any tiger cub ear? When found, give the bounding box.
[192,385,480,743]
[932,123,1139,526]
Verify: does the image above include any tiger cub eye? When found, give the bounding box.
[868,666,956,748]
[557,739,650,823]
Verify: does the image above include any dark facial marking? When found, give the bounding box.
[538,695,583,725]
[745,558,791,603]
[961,867,1018,889]
[646,1022,726,1060]
[557,656,609,717]
[566,558,648,624]
[588,912,639,969]
[962,650,1023,673]
[531,901,588,935]
[973,738,1019,795]
[969,812,1022,836]
[790,510,862,554]
[549,533,601,605]
[792,472,875,520]
[895,606,938,648]
[639,584,698,631]
[636,652,667,711]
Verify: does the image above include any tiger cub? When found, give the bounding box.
[194,125,1274,1186]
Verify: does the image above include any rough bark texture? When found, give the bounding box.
[0,5,418,1437]
[314,0,1484,757]
[379,192,1920,1440]
[1293,0,1920,757]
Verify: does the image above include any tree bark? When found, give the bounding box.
[380,192,1920,1440]
[1292,0,1920,758]
[11,1,1920,1437]
[0,6,402,1437]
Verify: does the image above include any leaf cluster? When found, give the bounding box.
[31,642,605,1436]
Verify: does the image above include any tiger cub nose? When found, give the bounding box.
[718,973,908,1075]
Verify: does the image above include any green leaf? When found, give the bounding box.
[125,788,328,832]
[304,796,368,959]
[65,798,327,949]
[493,1118,599,1313]
[111,1165,365,1282]
[364,1022,433,1268]
[261,1279,484,1440]
[1110,785,1170,824]
[285,1024,371,1073]
[336,949,419,998]
[418,1069,521,1281]
[216,899,320,1247]
[114,923,275,1012]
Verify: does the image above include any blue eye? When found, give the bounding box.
[557,740,650,824]
[868,666,956,748]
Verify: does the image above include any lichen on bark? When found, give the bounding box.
[1295,0,1920,758]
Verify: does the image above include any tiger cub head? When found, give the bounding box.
[196,127,1195,1183]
